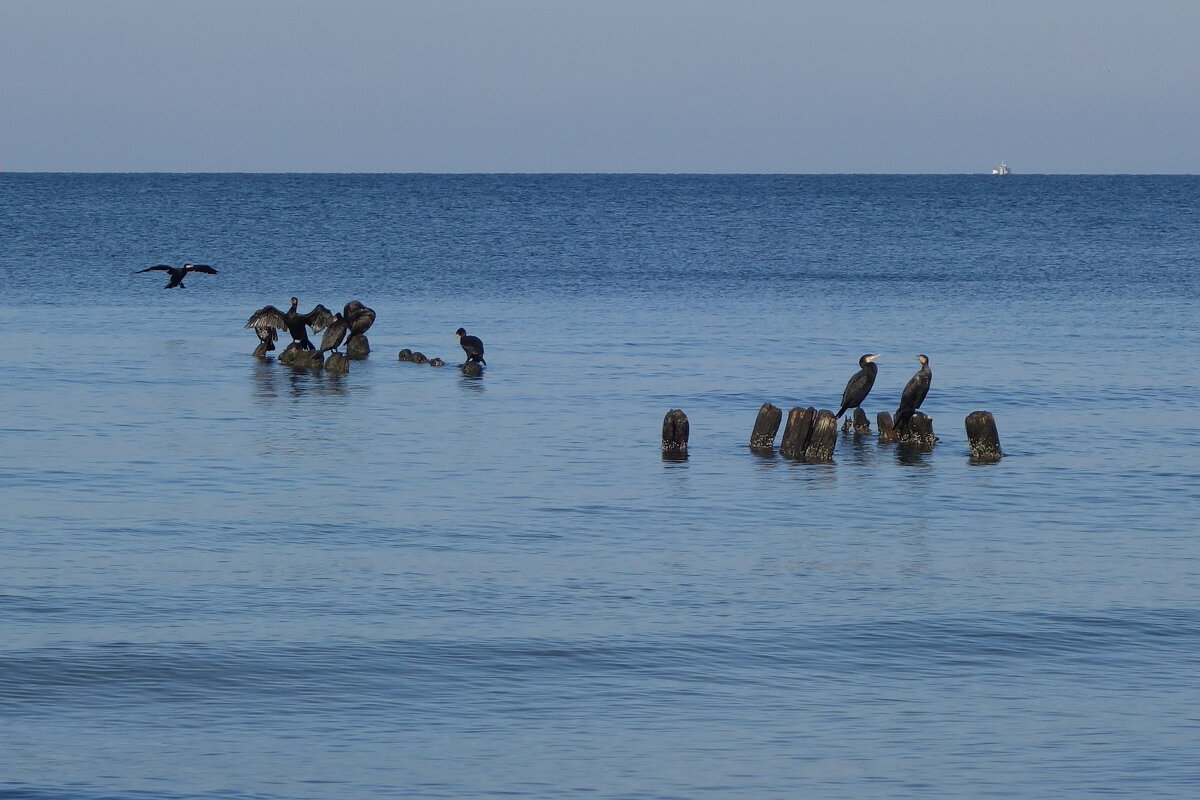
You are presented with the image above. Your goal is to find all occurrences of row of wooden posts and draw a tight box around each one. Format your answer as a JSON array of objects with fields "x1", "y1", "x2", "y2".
[{"x1": 661, "y1": 405, "x2": 1003, "y2": 462}]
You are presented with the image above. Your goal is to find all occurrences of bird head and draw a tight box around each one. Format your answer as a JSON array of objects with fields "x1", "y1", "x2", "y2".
[
  {"x1": 455, "y1": 327, "x2": 466, "y2": 338},
  {"x1": 916, "y1": 354, "x2": 929, "y2": 366}
]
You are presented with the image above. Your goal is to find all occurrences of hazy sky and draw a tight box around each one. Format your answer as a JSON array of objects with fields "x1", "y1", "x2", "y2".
[{"x1": 3, "y1": 0, "x2": 1198, "y2": 173}]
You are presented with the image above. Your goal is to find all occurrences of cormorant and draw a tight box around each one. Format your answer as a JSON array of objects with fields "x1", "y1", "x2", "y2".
[
  {"x1": 343, "y1": 300, "x2": 377, "y2": 337},
  {"x1": 254, "y1": 325, "x2": 277, "y2": 353},
  {"x1": 455, "y1": 327, "x2": 486, "y2": 364},
  {"x1": 244, "y1": 297, "x2": 335, "y2": 351},
  {"x1": 894, "y1": 354, "x2": 932, "y2": 429},
  {"x1": 835, "y1": 353, "x2": 880, "y2": 419},
  {"x1": 135, "y1": 263, "x2": 218, "y2": 289},
  {"x1": 319, "y1": 314, "x2": 349, "y2": 355}
]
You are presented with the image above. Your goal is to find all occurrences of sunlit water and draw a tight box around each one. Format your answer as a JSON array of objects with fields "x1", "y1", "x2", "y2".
[{"x1": 1, "y1": 174, "x2": 1198, "y2": 799}]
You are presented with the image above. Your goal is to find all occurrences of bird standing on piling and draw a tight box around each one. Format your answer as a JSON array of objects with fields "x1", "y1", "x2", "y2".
[
  {"x1": 135, "y1": 263, "x2": 218, "y2": 289},
  {"x1": 245, "y1": 297, "x2": 335, "y2": 351},
  {"x1": 455, "y1": 328, "x2": 486, "y2": 364},
  {"x1": 835, "y1": 353, "x2": 880, "y2": 419},
  {"x1": 894, "y1": 354, "x2": 932, "y2": 429}
]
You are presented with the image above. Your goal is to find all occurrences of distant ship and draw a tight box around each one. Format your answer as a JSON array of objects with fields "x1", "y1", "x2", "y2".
[{"x1": 992, "y1": 161, "x2": 1011, "y2": 175}]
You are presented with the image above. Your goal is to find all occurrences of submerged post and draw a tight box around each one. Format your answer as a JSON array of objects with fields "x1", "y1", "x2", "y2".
[
  {"x1": 346, "y1": 334, "x2": 370, "y2": 359},
  {"x1": 965, "y1": 411, "x2": 1003, "y2": 461},
  {"x1": 324, "y1": 352, "x2": 350, "y2": 374},
  {"x1": 779, "y1": 406, "x2": 816, "y2": 459},
  {"x1": 804, "y1": 410, "x2": 839, "y2": 462},
  {"x1": 898, "y1": 412, "x2": 937, "y2": 448},
  {"x1": 877, "y1": 411, "x2": 897, "y2": 443},
  {"x1": 662, "y1": 409, "x2": 689, "y2": 458},
  {"x1": 851, "y1": 407, "x2": 871, "y2": 434},
  {"x1": 749, "y1": 402, "x2": 783, "y2": 450}
]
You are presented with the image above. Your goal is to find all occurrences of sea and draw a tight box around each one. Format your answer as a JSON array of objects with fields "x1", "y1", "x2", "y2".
[{"x1": 1, "y1": 173, "x2": 1197, "y2": 799}]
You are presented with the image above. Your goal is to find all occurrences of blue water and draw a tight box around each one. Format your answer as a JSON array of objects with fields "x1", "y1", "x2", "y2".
[{"x1": 1, "y1": 174, "x2": 1198, "y2": 799}]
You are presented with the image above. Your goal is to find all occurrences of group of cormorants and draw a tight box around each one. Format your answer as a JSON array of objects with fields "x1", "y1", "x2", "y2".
[
  {"x1": 835, "y1": 353, "x2": 932, "y2": 429},
  {"x1": 245, "y1": 297, "x2": 378, "y2": 356},
  {"x1": 136, "y1": 264, "x2": 928, "y2": 422}
]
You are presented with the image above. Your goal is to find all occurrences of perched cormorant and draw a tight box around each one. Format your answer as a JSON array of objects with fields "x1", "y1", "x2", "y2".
[
  {"x1": 835, "y1": 353, "x2": 880, "y2": 419},
  {"x1": 244, "y1": 297, "x2": 335, "y2": 351},
  {"x1": 319, "y1": 314, "x2": 349, "y2": 355},
  {"x1": 135, "y1": 263, "x2": 218, "y2": 289},
  {"x1": 343, "y1": 300, "x2": 377, "y2": 337},
  {"x1": 894, "y1": 354, "x2": 932, "y2": 429},
  {"x1": 254, "y1": 325, "x2": 278, "y2": 353},
  {"x1": 455, "y1": 327, "x2": 486, "y2": 364}
]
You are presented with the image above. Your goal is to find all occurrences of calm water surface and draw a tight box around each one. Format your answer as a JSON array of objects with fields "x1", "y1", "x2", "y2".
[{"x1": 1, "y1": 174, "x2": 1198, "y2": 799}]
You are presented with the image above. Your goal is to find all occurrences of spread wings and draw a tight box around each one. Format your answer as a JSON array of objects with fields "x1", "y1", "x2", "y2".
[{"x1": 245, "y1": 305, "x2": 288, "y2": 330}]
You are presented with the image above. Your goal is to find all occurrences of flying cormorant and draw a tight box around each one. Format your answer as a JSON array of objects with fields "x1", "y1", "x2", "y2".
[
  {"x1": 135, "y1": 263, "x2": 218, "y2": 289},
  {"x1": 455, "y1": 328, "x2": 486, "y2": 364},
  {"x1": 835, "y1": 353, "x2": 880, "y2": 419},
  {"x1": 244, "y1": 297, "x2": 335, "y2": 351},
  {"x1": 894, "y1": 354, "x2": 932, "y2": 429}
]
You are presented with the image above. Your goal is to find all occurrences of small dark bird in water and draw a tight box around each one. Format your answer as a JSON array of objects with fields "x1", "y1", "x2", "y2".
[
  {"x1": 894, "y1": 354, "x2": 932, "y2": 429},
  {"x1": 455, "y1": 327, "x2": 486, "y2": 364},
  {"x1": 319, "y1": 314, "x2": 349, "y2": 355},
  {"x1": 342, "y1": 300, "x2": 377, "y2": 337},
  {"x1": 135, "y1": 263, "x2": 218, "y2": 289},
  {"x1": 244, "y1": 297, "x2": 335, "y2": 351},
  {"x1": 835, "y1": 353, "x2": 880, "y2": 419}
]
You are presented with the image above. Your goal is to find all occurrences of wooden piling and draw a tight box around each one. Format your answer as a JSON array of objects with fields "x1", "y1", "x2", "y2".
[
  {"x1": 877, "y1": 411, "x2": 897, "y2": 443},
  {"x1": 852, "y1": 407, "x2": 871, "y2": 434},
  {"x1": 804, "y1": 410, "x2": 838, "y2": 462},
  {"x1": 965, "y1": 411, "x2": 1002, "y2": 461},
  {"x1": 662, "y1": 409, "x2": 689, "y2": 457},
  {"x1": 324, "y1": 353, "x2": 350, "y2": 374},
  {"x1": 279, "y1": 343, "x2": 323, "y2": 368},
  {"x1": 749, "y1": 402, "x2": 783, "y2": 450},
  {"x1": 345, "y1": 334, "x2": 370, "y2": 359},
  {"x1": 429, "y1": 357, "x2": 446, "y2": 367},
  {"x1": 460, "y1": 361, "x2": 483, "y2": 376},
  {"x1": 397, "y1": 348, "x2": 413, "y2": 361},
  {"x1": 898, "y1": 411, "x2": 936, "y2": 448},
  {"x1": 779, "y1": 406, "x2": 816, "y2": 459}
]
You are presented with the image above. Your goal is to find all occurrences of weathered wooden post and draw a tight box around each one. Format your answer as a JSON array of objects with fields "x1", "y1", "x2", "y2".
[
  {"x1": 398, "y1": 348, "x2": 413, "y2": 361},
  {"x1": 852, "y1": 407, "x2": 871, "y2": 434},
  {"x1": 345, "y1": 335, "x2": 370, "y2": 359},
  {"x1": 779, "y1": 406, "x2": 816, "y2": 459},
  {"x1": 749, "y1": 402, "x2": 783, "y2": 450},
  {"x1": 429, "y1": 357, "x2": 445, "y2": 367},
  {"x1": 804, "y1": 410, "x2": 839, "y2": 462},
  {"x1": 662, "y1": 409, "x2": 689, "y2": 458},
  {"x1": 877, "y1": 411, "x2": 897, "y2": 443},
  {"x1": 324, "y1": 352, "x2": 350, "y2": 374},
  {"x1": 460, "y1": 361, "x2": 483, "y2": 376},
  {"x1": 898, "y1": 412, "x2": 936, "y2": 448},
  {"x1": 279, "y1": 343, "x2": 323, "y2": 368},
  {"x1": 965, "y1": 411, "x2": 1002, "y2": 461}
]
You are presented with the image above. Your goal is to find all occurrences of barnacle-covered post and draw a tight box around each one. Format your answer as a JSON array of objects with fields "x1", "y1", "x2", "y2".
[
  {"x1": 662, "y1": 409, "x2": 689, "y2": 459},
  {"x1": 749, "y1": 402, "x2": 783, "y2": 451}
]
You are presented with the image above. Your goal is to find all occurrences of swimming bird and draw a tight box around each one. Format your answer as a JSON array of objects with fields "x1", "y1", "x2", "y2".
[
  {"x1": 455, "y1": 327, "x2": 486, "y2": 364},
  {"x1": 244, "y1": 298, "x2": 335, "y2": 351},
  {"x1": 342, "y1": 300, "x2": 377, "y2": 337},
  {"x1": 835, "y1": 353, "x2": 880, "y2": 419},
  {"x1": 893, "y1": 354, "x2": 932, "y2": 429},
  {"x1": 135, "y1": 263, "x2": 218, "y2": 289}
]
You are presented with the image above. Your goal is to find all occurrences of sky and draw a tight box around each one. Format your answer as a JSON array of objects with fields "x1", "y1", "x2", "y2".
[{"x1": 2, "y1": 0, "x2": 1198, "y2": 173}]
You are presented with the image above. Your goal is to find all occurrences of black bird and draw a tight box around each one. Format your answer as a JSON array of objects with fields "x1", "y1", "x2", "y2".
[
  {"x1": 835, "y1": 353, "x2": 880, "y2": 419},
  {"x1": 319, "y1": 314, "x2": 349, "y2": 355},
  {"x1": 135, "y1": 263, "x2": 218, "y2": 289},
  {"x1": 343, "y1": 300, "x2": 377, "y2": 337},
  {"x1": 254, "y1": 325, "x2": 278, "y2": 353},
  {"x1": 245, "y1": 297, "x2": 335, "y2": 351},
  {"x1": 455, "y1": 327, "x2": 486, "y2": 364},
  {"x1": 894, "y1": 354, "x2": 932, "y2": 429}
]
